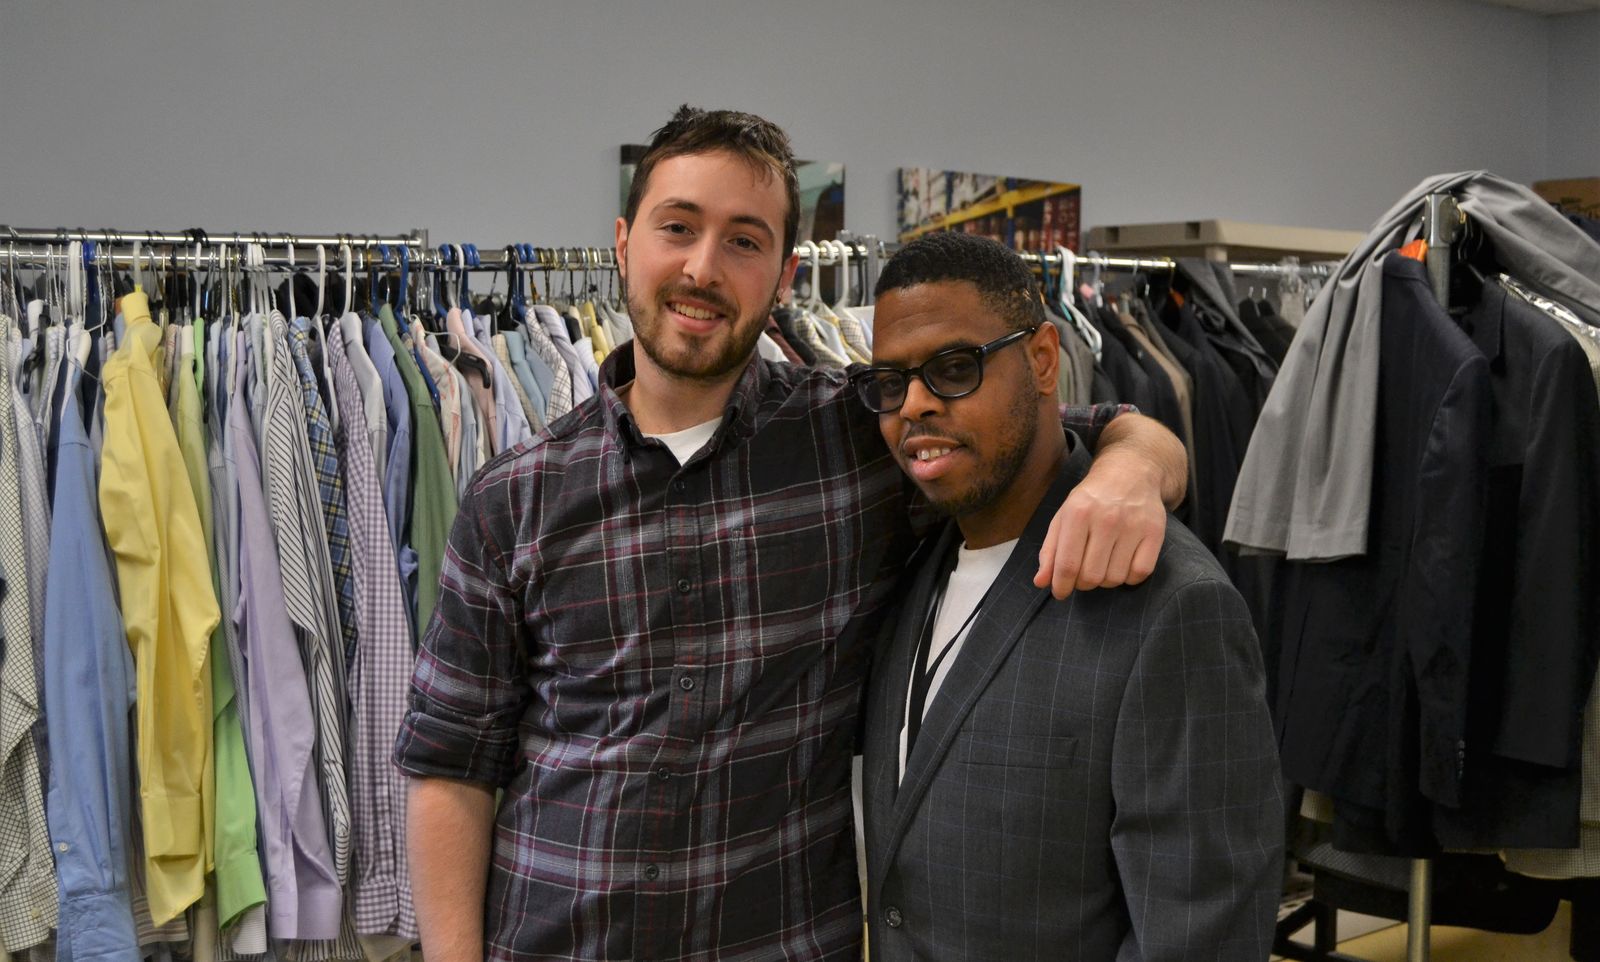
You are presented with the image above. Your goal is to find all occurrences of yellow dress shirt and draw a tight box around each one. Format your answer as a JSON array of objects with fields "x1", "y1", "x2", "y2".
[{"x1": 99, "y1": 291, "x2": 217, "y2": 926}]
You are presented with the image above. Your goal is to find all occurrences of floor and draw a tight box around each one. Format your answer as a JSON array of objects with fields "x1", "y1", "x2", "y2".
[{"x1": 1330, "y1": 904, "x2": 1575, "y2": 962}]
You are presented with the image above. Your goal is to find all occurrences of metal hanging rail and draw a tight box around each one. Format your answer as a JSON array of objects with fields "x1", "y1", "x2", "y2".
[
  {"x1": 0, "y1": 225, "x2": 1334, "y2": 278},
  {"x1": 1, "y1": 225, "x2": 428, "y2": 249}
]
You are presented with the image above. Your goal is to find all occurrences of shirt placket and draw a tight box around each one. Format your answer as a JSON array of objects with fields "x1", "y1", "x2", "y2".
[{"x1": 634, "y1": 451, "x2": 711, "y2": 962}]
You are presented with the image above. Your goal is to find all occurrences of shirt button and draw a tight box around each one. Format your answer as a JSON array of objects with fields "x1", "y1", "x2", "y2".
[
  {"x1": 643, "y1": 863, "x2": 660, "y2": 881},
  {"x1": 884, "y1": 906, "x2": 903, "y2": 928},
  {"x1": 672, "y1": 479, "x2": 686, "y2": 493},
  {"x1": 678, "y1": 675, "x2": 695, "y2": 692},
  {"x1": 56, "y1": 842, "x2": 68, "y2": 853},
  {"x1": 655, "y1": 767, "x2": 672, "y2": 781},
  {"x1": 676, "y1": 578, "x2": 691, "y2": 594}
]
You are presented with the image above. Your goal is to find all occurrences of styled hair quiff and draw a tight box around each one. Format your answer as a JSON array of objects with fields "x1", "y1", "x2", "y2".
[{"x1": 624, "y1": 105, "x2": 802, "y2": 259}]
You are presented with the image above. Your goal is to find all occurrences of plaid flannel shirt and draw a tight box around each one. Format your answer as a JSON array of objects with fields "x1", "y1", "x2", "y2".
[{"x1": 395, "y1": 344, "x2": 1124, "y2": 962}]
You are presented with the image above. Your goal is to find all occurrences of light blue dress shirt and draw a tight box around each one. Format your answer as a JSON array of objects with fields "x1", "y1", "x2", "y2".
[
  {"x1": 43, "y1": 369, "x2": 140, "y2": 961},
  {"x1": 505, "y1": 329, "x2": 555, "y2": 414},
  {"x1": 363, "y1": 316, "x2": 413, "y2": 563},
  {"x1": 501, "y1": 329, "x2": 548, "y2": 423}
]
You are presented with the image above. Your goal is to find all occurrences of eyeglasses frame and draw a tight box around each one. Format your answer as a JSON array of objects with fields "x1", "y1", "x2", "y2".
[{"x1": 850, "y1": 325, "x2": 1039, "y2": 413}]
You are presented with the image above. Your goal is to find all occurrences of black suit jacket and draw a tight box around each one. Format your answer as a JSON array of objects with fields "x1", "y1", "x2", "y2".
[
  {"x1": 1431, "y1": 274, "x2": 1600, "y2": 849},
  {"x1": 1276, "y1": 254, "x2": 1494, "y2": 851},
  {"x1": 863, "y1": 442, "x2": 1283, "y2": 962}
]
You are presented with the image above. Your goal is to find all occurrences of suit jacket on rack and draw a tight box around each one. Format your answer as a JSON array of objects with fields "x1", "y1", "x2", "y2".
[
  {"x1": 862, "y1": 440, "x2": 1283, "y2": 962},
  {"x1": 1276, "y1": 254, "x2": 1493, "y2": 851},
  {"x1": 1431, "y1": 274, "x2": 1600, "y2": 850}
]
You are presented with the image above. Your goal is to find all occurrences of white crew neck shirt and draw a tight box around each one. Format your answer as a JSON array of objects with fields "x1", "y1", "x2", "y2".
[
  {"x1": 646, "y1": 416, "x2": 723, "y2": 466},
  {"x1": 898, "y1": 537, "x2": 1019, "y2": 783}
]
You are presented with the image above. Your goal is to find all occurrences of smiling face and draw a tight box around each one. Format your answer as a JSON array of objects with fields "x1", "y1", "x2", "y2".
[
  {"x1": 872, "y1": 279, "x2": 1062, "y2": 541},
  {"x1": 616, "y1": 149, "x2": 799, "y2": 385}
]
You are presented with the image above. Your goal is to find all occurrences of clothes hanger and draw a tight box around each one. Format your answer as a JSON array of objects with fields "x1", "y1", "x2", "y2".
[
  {"x1": 833, "y1": 240, "x2": 851, "y2": 309},
  {"x1": 1056, "y1": 245, "x2": 1102, "y2": 360}
]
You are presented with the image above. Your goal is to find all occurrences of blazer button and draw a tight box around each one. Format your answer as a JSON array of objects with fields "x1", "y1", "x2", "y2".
[{"x1": 884, "y1": 906, "x2": 903, "y2": 928}]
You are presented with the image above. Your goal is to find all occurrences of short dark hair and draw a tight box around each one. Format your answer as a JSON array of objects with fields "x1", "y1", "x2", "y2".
[
  {"x1": 874, "y1": 232, "x2": 1045, "y2": 333},
  {"x1": 624, "y1": 105, "x2": 801, "y2": 259}
]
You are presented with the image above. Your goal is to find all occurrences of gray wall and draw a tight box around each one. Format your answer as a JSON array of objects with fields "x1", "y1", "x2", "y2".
[
  {"x1": 0, "y1": 0, "x2": 1563, "y2": 248},
  {"x1": 1548, "y1": 10, "x2": 1600, "y2": 181}
]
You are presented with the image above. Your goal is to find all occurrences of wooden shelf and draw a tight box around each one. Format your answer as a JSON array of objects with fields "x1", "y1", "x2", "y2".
[{"x1": 1084, "y1": 219, "x2": 1362, "y2": 262}]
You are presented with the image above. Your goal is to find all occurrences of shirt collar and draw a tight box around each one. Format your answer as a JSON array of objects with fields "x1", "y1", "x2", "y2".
[{"x1": 597, "y1": 340, "x2": 769, "y2": 456}]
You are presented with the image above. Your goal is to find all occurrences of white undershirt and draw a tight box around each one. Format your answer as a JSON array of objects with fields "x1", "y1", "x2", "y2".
[
  {"x1": 898, "y1": 537, "x2": 1019, "y2": 783},
  {"x1": 646, "y1": 416, "x2": 723, "y2": 465}
]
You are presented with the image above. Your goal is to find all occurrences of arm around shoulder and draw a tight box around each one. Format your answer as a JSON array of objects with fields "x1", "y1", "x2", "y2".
[{"x1": 1036, "y1": 410, "x2": 1185, "y2": 597}]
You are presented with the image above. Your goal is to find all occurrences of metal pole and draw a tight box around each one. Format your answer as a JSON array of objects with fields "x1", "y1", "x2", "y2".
[
  {"x1": 1422, "y1": 193, "x2": 1460, "y2": 303},
  {"x1": 1402, "y1": 190, "x2": 1461, "y2": 962},
  {"x1": 1407, "y1": 858, "x2": 1433, "y2": 962}
]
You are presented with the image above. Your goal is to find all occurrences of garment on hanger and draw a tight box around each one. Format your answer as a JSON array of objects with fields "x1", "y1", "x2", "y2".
[
  {"x1": 41, "y1": 355, "x2": 140, "y2": 960},
  {"x1": 226, "y1": 330, "x2": 342, "y2": 941},
  {"x1": 1228, "y1": 171, "x2": 1600, "y2": 561},
  {"x1": 0, "y1": 314, "x2": 59, "y2": 954},
  {"x1": 327, "y1": 321, "x2": 417, "y2": 941},
  {"x1": 98, "y1": 291, "x2": 216, "y2": 927}
]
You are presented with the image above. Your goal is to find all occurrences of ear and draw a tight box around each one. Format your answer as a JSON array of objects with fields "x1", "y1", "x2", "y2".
[
  {"x1": 776, "y1": 249, "x2": 801, "y2": 303},
  {"x1": 1029, "y1": 322, "x2": 1060, "y2": 396},
  {"x1": 614, "y1": 216, "x2": 630, "y2": 282}
]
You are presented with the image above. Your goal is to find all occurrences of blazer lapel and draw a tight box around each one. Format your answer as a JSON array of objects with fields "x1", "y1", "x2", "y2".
[
  {"x1": 881, "y1": 441, "x2": 1092, "y2": 870},
  {"x1": 864, "y1": 522, "x2": 962, "y2": 838}
]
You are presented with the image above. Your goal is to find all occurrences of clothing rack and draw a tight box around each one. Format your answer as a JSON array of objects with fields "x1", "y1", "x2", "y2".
[
  {"x1": 1, "y1": 225, "x2": 1333, "y2": 279},
  {"x1": 0, "y1": 227, "x2": 623, "y2": 273}
]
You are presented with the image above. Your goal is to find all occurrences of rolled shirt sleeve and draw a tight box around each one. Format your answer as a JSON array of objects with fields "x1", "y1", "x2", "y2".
[{"x1": 394, "y1": 476, "x2": 531, "y2": 787}]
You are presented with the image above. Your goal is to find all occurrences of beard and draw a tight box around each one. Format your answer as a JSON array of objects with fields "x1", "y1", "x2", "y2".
[
  {"x1": 916, "y1": 379, "x2": 1040, "y2": 519},
  {"x1": 625, "y1": 272, "x2": 775, "y2": 384}
]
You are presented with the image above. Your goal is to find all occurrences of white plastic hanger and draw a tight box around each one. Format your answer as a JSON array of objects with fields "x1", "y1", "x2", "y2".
[
  {"x1": 833, "y1": 240, "x2": 851, "y2": 307},
  {"x1": 341, "y1": 243, "x2": 354, "y2": 317},
  {"x1": 286, "y1": 242, "x2": 298, "y2": 320},
  {"x1": 1056, "y1": 246, "x2": 1102, "y2": 361}
]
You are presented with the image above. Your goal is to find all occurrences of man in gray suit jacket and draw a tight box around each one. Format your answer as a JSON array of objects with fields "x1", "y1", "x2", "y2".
[{"x1": 853, "y1": 232, "x2": 1284, "y2": 961}]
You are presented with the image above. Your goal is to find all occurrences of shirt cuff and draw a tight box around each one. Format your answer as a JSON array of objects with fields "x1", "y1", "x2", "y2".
[
  {"x1": 59, "y1": 890, "x2": 140, "y2": 962},
  {"x1": 392, "y1": 709, "x2": 520, "y2": 785}
]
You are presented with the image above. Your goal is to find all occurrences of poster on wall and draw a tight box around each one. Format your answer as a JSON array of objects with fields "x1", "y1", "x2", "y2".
[
  {"x1": 897, "y1": 167, "x2": 1081, "y2": 254},
  {"x1": 1534, "y1": 177, "x2": 1600, "y2": 220},
  {"x1": 620, "y1": 145, "x2": 845, "y2": 245}
]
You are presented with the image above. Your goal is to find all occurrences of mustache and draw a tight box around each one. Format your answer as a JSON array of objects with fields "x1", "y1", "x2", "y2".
[
  {"x1": 658, "y1": 285, "x2": 735, "y2": 318},
  {"x1": 899, "y1": 423, "x2": 971, "y2": 450}
]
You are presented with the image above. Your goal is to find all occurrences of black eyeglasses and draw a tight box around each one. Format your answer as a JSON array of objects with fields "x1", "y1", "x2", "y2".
[{"x1": 850, "y1": 327, "x2": 1037, "y2": 414}]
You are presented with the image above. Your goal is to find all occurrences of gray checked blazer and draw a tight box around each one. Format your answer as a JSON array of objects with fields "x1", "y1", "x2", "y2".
[{"x1": 862, "y1": 440, "x2": 1284, "y2": 962}]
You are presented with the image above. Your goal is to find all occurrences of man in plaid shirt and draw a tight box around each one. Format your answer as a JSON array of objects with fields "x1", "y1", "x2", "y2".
[{"x1": 395, "y1": 106, "x2": 1186, "y2": 962}]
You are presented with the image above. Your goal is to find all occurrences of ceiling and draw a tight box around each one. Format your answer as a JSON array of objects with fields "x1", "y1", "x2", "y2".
[{"x1": 1475, "y1": 0, "x2": 1600, "y2": 13}]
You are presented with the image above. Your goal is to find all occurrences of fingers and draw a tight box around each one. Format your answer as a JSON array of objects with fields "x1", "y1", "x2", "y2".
[
  {"x1": 1047, "y1": 503, "x2": 1089, "y2": 599},
  {"x1": 1034, "y1": 512, "x2": 1062, "y2": 590},
  {"x1": 1046, "y1": 489, "x2": 1169, "y2": 599},
  {"x1": 1127, "y1": 524, "x2": 1163, "y2": 585}
]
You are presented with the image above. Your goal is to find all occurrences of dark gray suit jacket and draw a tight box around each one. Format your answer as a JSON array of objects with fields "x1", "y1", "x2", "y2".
[{"x1": 863, "y1": 442, "x2": 1284, "y2": 962}]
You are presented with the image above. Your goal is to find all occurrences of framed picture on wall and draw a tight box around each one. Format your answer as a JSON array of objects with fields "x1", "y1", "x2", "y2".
[{"x1": 897, "y1": 167, "x2": 1080, "y2": 254}]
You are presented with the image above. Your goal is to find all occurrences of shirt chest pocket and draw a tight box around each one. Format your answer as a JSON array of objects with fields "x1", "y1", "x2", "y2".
[{"x1": 723, "y1": 499, "x2": 839, "y2": 645}]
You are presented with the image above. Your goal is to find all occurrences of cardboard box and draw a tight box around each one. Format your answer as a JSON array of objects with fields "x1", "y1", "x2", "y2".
[{"x1": 1534, "y1": 178, "x2": 1600, "y2": 219}]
